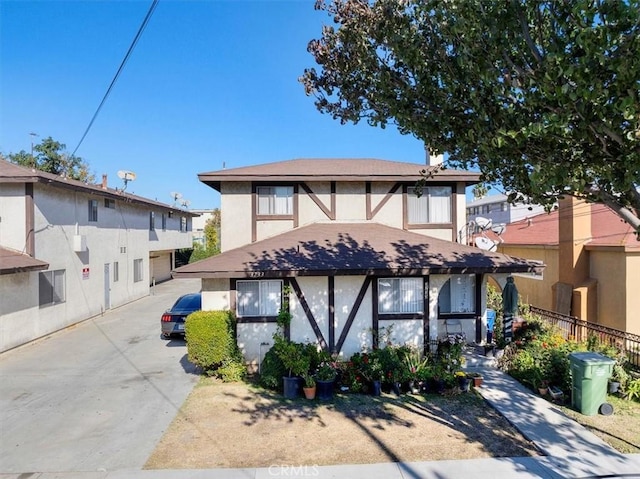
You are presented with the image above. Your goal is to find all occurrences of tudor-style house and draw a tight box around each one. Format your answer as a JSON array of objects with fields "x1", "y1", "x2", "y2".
[
  {"x1": 0, "y1": 159, "x2": 197, "y2": 352},
  {"x1": 173, "y1": 158, "x2": 542, "y2": 367}
]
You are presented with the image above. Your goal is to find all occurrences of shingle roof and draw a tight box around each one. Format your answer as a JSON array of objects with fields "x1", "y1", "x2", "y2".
[
  {"x1": 0, "y1": 246, "x2": 49, "y2": 274},
  {"x1": 0, "y1": 160, "x2": 198, "y2": 216},
  {"x1": 198, "y1": 158, "x2": 480, "y2": 191},
  {"x1": 173, "y1": 222, "x2": 542, "y2": 279}
]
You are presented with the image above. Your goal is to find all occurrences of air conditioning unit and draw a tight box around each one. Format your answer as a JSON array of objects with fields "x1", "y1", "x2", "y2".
[{"x1": 73, "y1": 234, "x2": 87, "y2": 252}]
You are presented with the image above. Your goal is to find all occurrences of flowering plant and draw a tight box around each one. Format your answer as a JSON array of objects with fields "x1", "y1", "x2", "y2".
[{"x1": 316, "y1": 361, "x2": 337, "y2": 381}]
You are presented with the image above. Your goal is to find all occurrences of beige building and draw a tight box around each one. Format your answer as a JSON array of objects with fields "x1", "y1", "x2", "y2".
[
  {"x1": 491, "y1": 198, "x2": 640, "y2": 335},
  {"x1": 174, "y1": 158, "x2": 542, "y2": 366}
]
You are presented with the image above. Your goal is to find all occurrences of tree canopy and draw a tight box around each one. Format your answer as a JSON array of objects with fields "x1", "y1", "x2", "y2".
[
  {"x1": 301, "y1": 0, "x2": 640, "y2": 236},
  {"x1": 6, "y1": 136, "x2": 95, "y2": 183},
  {"x1": 189, "y1": 209, "x2": 221, "y2": 263}
]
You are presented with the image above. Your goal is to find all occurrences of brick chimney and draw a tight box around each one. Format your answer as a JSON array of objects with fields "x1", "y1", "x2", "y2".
[{"x1": 101, "y1": 174, "x2": 108, "y2": 189}]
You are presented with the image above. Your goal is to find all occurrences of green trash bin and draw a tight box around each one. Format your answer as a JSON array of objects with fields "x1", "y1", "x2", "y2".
[{"x1": 569, "y1": 352, "x2": 615, "y2": 416}]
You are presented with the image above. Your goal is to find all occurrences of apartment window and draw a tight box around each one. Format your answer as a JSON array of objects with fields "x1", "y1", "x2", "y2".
[
  {"x1": 236, "y1": 280, "x2": 282, "y2": 317},
  {"x1": 407, "y1": 186, "x2": 451, "y2": 224},
  {"x1": 180, "y1": 217, "x2": 187, "y2": 232},
  {"x1": 438, "y1": 275, "x2": 476, "y2": 314},
  {"x1": 104, "y1": 198, "x2": 115, "y2": 209},
  {"x1": 133, "y1": 258, "x2": 143, "y2": 283},
  {"x1": 162, "y1": 213, "x2": 167, "y2": 231},
  {"x1": 257, "y1": 186, "x2": 293, "y2": 215},
  {"x1": 39, "y1": 269, "x2": 66, "y2": 307},
  {"x1": 88, "y1": 199, "x2": 98, "y2": 222},
  {"x1": 113, "y1": 262, "x2": 119, "y2": 282},
  {"x1": 149, "y1": 211, "x2": 155, "y2": 231},
  {"x1": 120, "y1": 246, "x2": 127, "y2": 254},
  {"x1": 378, "y1": 278, "x2": 423, "y2": 314}
]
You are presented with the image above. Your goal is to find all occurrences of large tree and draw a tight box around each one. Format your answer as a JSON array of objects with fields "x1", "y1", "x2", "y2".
[
  {"x1": 6, "y1": 136, "x2": 95, "y2": 183},
  {"x1": 301, "y1": 0, "x2": 640, "y2": 236}
]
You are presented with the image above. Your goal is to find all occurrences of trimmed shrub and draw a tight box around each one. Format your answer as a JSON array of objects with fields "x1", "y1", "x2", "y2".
[
  {"x1": 259, "y1": 346, "x2": 287, "y2": 390},
  {"x1": 185, "y1": 310, "x2": 246, "y2": 380}
]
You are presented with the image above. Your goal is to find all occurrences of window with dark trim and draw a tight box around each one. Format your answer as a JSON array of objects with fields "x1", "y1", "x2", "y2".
[
  {"x1": 133, "y1": 258, "x2": 143, "y2": 283},
  {"x1": 149, "y1": 211, "x2": 155, "y2": 231},
  {"x1": 113, "y1": 262, "x2": 119, "y2": 282},
  {"x1": 104, "y1": 198, "x2": 115, "y2": 209},
  {"x1": 438, "y1": 275, "x2": 476, "y2": 314},
  {"x1": 378, "y1": 278, "x2": 423, "y2": 314},
  {"x1": 161, "y1": 213, "x2": 167, "y2": 231},
  {"x1": 236, "y1": 280, "x2": 282, "y2": 317},
  {"x1": 88, "y1": 199, "x2": 98, "y2": 222},
  {"x1": 407, "y1": 186, "x2": 451, "y2": 224},
  {"x1": 257, "y1": 186, "x2": 293, "y2": 215}
]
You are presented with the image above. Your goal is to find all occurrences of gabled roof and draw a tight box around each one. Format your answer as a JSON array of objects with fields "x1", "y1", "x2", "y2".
[
  {"x1": 489, "y1": 204, "x2": 639, "y2": 250},
  {"x1": 0, "y1": 246, "x2": 49, "y2": 275},
  {"x1": 173, "y1": 222, "x2": 542, "y2": 279},
  {"x1": 0, "y1": 160, "x2": 198, "y2": 216},
  {"x1": 198, "y1": 158, "x2": 480, "y2": 192}
]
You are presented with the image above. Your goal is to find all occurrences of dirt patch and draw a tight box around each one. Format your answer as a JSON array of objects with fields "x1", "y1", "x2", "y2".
[{"x1": 145, "y1": 379, "x2": 539, "y2": 469}]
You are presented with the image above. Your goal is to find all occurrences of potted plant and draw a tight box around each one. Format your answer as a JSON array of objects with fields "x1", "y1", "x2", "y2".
[
  {"x1": 403, "y1": 349, "x2": 428, "y2": 394},
  {"x1": 467, "y1": 371, "x2": 483, "y2": 388},
  {"x1": 302, "y1": 373, "x2": 316, "y2": 399},
  {"x1": 456, "y1": 371, "x2": 470, "y2": 392},
  {"x1": 274, "y1": 337, "x2": 310, "y2": 399},
  {"x1": 315, "y1": 361, "x2": 337, "y2": 400}
]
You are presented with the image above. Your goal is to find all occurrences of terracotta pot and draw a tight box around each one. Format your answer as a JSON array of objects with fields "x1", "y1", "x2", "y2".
[
  {"x1": 538, "y1": 387, "x2": 549, "y2": 396},
  {"x1": 472, "y1": 376, "x2": 483, "y2": 388},
  {"x1": 303, "y1": 386, "x2": 316, "y2": 400}
]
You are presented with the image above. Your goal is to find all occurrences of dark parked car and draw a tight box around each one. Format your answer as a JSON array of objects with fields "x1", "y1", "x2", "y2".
[{"x1": 161, "y1": 292, "x2": 201, "y2": 339}]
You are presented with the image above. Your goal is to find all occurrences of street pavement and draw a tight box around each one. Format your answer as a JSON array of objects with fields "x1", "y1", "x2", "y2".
[{"x1": 0, "y1": 278, "x2": 202, "y2": 473}]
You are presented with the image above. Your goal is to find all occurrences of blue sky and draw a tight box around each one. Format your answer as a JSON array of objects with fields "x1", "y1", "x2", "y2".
[{"x1": 0, "y1": 0, "x2": 432, "y2": 209}]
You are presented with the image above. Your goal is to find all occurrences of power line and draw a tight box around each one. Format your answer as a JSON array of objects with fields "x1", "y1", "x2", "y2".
[{"x1": 71, "y1": 0, "x2": 159, "y2": 157}]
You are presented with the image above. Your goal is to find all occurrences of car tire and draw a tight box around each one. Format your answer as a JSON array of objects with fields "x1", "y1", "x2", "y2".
[{"x1": 161, "y1": 333, "x2": 172, "y2": 340}]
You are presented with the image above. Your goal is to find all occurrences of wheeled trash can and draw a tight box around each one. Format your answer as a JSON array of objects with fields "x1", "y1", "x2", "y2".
[{"x1": 569, "y1": 352, "x2": 615, "y2": 416}]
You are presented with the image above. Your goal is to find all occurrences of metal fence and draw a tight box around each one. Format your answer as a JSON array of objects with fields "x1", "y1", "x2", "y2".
[{"x1": 529, "y1": 306, "x2": 640, "y2": 370}]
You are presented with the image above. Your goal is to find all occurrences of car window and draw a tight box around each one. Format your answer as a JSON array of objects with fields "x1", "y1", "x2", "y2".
[{"x1": 173, "y1": 295, "x2": 201, "y2": 310}]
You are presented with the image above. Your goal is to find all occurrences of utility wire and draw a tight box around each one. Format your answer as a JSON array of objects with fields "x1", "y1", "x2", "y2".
[{"x1": 71, "y1": 0, "x2": 159, "y2": 157}]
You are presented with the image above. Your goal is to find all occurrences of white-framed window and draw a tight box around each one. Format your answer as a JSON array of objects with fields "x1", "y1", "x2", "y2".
[
  {"x1": 88, "y1": 199, "x2": 98, "y2": 222},
  {"x1": 180, "y1": 217, "x2": 187, "y2": 232},
  {"x1": 236, "y1": 280, "x2": 282, "y2": 317},
  {"x1": 257, "y1": 186, "x2": 293, "y2": 215},
  {"x1": 438, "y1": 275, "x2": 476, "y2": 314},
  {"x1": 39, "y1": 269, "x2": 66, "y2": 307},
  {"x1": 149, "y1": 211, "x2": 155, "y2": 231},
  {"x1": 378, "y1": 278, "x2": 423, "y2": 314},
  {"x1": 113, "y1": 261, "x2": 119, "y2": 282},
  {"x1": 407, "y1": 186, "x2": 451, "y2": 224},
  {"x1": 133, "y1": 258, "x2": 143, "y2": 283}
]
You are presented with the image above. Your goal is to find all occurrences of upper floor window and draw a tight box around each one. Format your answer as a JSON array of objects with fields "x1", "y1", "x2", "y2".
[
  {"x1": 162, "y1": 213, "x2": 167, "y2": 231},
  {"x1": 149, "y1": 211, "x2": 155, "y2": 231},
  {"x1": 39, "y1": 269, "x2": 65, "y2": 307},
  {"x1": 104, "y1": 198, "x2": 115, "y2": 209},
  {"x1": 407, "y1": 186, "x2": 451, "y2": 224},
  {"x1": 88, "y1": 199, "x2": 98, "y2": 222},
  {"x1": 180, "y1": 217, "x2": 187, "y2": 232},
  {"x1": 438, "y1": 275, "x2": 476, "y2": 314},
  {"x1": 378, "y1": 278, "x2": 423, "y2": 314},
  {"x1": 236, "y1": 279, "x2": 282, "y2": 317},
  {"x1": 257, "y1": 186, "x2": 293, "y2": 216}
]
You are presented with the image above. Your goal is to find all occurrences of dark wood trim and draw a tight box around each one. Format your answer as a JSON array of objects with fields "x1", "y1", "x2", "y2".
[
  {"x1": 236, "y1": 316, "x2": 278, "y2": 324},
  {"x1": 230, "y1": 279, "x2": 237, "y2": 314},
  {"x1": 438, "y1": 313, "x2": 477, "y2": 320},
  {"x1": 251, "y1": 183, "x2": 298, "y2": 242},
  {"x1": 330, "y1": 181, "x2": 336, "y2": 218},
  {"x1": 365, "y1": 182, "x2": 372, "y2": 220},
  {"x1": 251, "y1": 184, "x2": 257, "y2": 243},
  {"x1": 475, "y1": 273, "x2": 482, "y2": 343},
  {"x1": 335, "y1": 277, "x2": 372, "y2": 354},
  {"x1": 299, "y1": 183, "x2": 335, "y2": 220},
  {"x1": 378, "y1": 313, "x2": 424, "y2": 320},
  {"x1": 402, "y1": 185, "x2": 408, "y2": 230},
  {"x1": 371, "y1": 182, "x2": 401, "y2": 220},
  {"x1": 328, "y1": 276, "x2": 335, "y2": 351},
  {"x1": 283, "y1": 278, "x2": 291, "y2": 339},
  {"x1": 289, "y1": 278, "x2": 328, "y2": 350},
  {"x1": 255, "y1": 214, "x2": 294, "y2": 221},
  {"x1": 406, "y1": 223, "x2": 454, "y2": 230},
  {"x1": 371, "y1": 278, "x2": 379, "y2": 349},
  {"x1": 423, "y1": 276, "x2": 430, "y2": 356},
  {"x1": 25, "y1": 183, "x2": 35, "y2": 256},
  {"x1": 293, "y1": 184, "x2": 299, "y2": 228},
  {"x1": 403, "y1": 183, "x2": 455, "y2": 231},
  {"x1": 452, "y1": 184, "x2": 459, "y2": 242}
]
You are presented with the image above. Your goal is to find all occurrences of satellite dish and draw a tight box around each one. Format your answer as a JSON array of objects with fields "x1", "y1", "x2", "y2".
[
  {"x1": 491, "y1": 223, "x2": 506, "y2": 235},
  {"x1": 181, "y1": 199, "x2": 191, "y2": 208},
  {"x1": 116, "y1": 170, "x2": 136, "y2": 191},
  {"x1": 475, "y1": 216, "x2": 492, "y2": 230},
  {"x1": 475, "y1": 236, "x2": 497, "y2": 251},
  {"x1": 170, "y1": 191, "x2": 183, "y2": 203}
]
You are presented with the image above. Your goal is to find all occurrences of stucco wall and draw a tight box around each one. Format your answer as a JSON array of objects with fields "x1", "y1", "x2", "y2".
[
  {"x1": 335, "y1": 183, "x2": 366, "y2": 221},
  {"x1": 0, "y1": 183, "x2": 27, "y2": 251},
  {"x1": 220, "y1": 182, "x2": 251, "y2": 251},
  {"x1": 626, "y1": 252, "x2": 640, "y2": 336},
  {"x1": 368, "y1": 182, "x2": 403, "y2": 228},
  {"x1": 497, "y1": 244, "x2": 559, "y2": 310},
  {"x1": 590, "y1": 249, "x2": 628, "y2": 332}
]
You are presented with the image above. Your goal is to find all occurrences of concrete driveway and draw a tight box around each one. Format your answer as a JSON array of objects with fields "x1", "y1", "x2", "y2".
[{"x1": 0, "y1": 278, "x2": 202, "y2": 474}]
